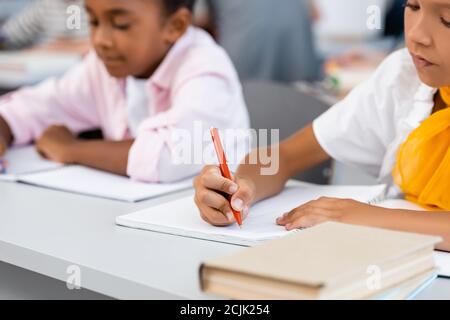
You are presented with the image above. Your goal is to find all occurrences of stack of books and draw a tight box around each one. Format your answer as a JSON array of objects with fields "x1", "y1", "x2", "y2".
[{"x1": 200, "y1": 222, "x2": 441, "y2": 300}]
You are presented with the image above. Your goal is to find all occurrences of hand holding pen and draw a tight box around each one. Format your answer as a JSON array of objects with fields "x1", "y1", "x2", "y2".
[{"x1": 193, "y1": 128, "x2": 255, "y2": 227}]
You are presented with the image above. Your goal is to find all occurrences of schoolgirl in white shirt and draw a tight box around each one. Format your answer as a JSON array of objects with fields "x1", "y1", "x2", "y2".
[{"x1": 193, "y1": 0, "x2": 450, "y2": 252}]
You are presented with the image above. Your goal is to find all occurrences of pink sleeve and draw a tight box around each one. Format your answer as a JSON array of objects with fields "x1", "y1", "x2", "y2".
[
  {"x1": 127, "y1": 75, "x2": 249, "y2": 183},
  {"x1": 0, "y1": 52, "x2": 101, "y2": 145}
]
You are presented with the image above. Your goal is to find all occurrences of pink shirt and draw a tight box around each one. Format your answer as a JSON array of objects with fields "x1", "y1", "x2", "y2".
[{"x1": 0, "y1": 27, "x2": 250, "y2": 182}]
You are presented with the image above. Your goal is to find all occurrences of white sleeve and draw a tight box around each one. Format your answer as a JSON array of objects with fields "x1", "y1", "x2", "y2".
[{"x1": 312, "y1": 54, "x2": 400, "y2": 177}]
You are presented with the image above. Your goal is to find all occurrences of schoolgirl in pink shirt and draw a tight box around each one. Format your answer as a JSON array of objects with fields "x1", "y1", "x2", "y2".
[{"x1": 0, "y1": 0, "x2": 249, "y2": 182}]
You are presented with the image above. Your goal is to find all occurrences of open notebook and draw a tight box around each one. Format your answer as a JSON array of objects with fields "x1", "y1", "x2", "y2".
[
  {"x1": 0, "y1": 146, "x2": 63, "y2": 181},
  {"x1": 18, "y1": 166, "x2": 193, "y2": 202},
  {"x1": 0, "y1": 146, "x2": 193, "y2": 202},
  {"x1": 116, "y1": 183, "x2": 387, "y2": 246}
]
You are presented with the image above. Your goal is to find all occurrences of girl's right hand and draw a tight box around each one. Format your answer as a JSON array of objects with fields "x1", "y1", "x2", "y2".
[{"x1": 193, "y1": 165, "x2": 256, "y2": 227}]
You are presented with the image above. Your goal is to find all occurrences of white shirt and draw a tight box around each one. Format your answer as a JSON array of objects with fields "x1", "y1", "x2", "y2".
[
  {"x1": 313, "y1": 48, "x2": 437, "y2": 190},
  {"x1": 125, "y1": 77, "x2": 150, "y2": 138}
]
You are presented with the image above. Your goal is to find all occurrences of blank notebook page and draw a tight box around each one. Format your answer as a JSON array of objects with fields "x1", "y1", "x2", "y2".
[
  {"x1": 0, "y1": 146, "x2": 63, "y2": 181},
  {"x1": 19, "y1": 165, "x2": 193, "y2": 202},
  {"x1": 116, "y1": 183, "x2": 387, "y2": 246}
]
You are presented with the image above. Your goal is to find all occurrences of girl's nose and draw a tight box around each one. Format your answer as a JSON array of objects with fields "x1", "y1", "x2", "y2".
[
  {"x1": 92, "y1": 26, "x2": 114, "y2": 49},
  {"x1": 407, "y1": 15, "x2": 433, "y2": 47}
]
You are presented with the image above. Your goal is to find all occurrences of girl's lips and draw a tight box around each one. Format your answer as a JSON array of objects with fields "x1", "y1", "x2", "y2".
[
  {"x1": 411, "y1": 54, "x2": 435, "y2": 67},
  {"x1": 102, "y1": 58, "x2": 124, "y2": 67},
  {"x1": 100, "y1": 55, "x2": 124, "y2": 65}
]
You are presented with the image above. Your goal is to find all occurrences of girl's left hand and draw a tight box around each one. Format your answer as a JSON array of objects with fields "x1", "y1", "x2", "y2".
[
  {"x1": 276, "y1": 197, "x2": 385, "y2": 230},
  {"x1": 36, "y1": 125, "x2": 78, "y2": 163}
]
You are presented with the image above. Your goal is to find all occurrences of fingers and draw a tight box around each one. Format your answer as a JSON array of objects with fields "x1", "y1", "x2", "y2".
[
  {"x1": 36, "y1": 148, "x2": 48, "y2": 159},
  {"x1": 276, "y1": 197, "x2": 335, "y2": 224},
  {"x1": 200, "y1": 207, "x2": 234, "y2": 227},
  {"x1": 195, "y1": 188, "x2": 233, "y2": 217},
  {"x1": 35, "y1": 136, "x2": 48, "y2": 159},
  {"x1": 276, "y1": 206, "x2": 329, "y2": 230},
  {"x1": 35, "y1": 135, "x2": 60, "y2": 162},
  {"x1": 194, "y1": 168, "x2": 236, "y2": 227},
  {"x1": 194, "y1": 165, "x2": 255, "y2": 227},
  {"x1": 230, "y1": 179, "x2": 255, "y2": 212},
  {"x1": 242, "y1": 206, "x2": 250, "y2": 220},
  {"x1": 276, "y1": 197, "x2": 342, "y2": 230},
  {"x1": 194, "y1": 189, "x2": 251, "y2": 226},
  {"x1": 194, "y1": 194, "x2": 234, "y2": 227},
  {"x1": 276, "y1": 204, "x2": 323, "y2": 225},
  {"x1": 34, "y1": 126, "x2": 67, "y2": 162},
  {"x1": 196, "y1": 165, "x2": 238, "y2": 195},
  {"x1": 285, "y1": 215, "x2": 328, "y2": 230},
  {"x1": 35, "y1": 138, "x2": 44, "y2": 155}
]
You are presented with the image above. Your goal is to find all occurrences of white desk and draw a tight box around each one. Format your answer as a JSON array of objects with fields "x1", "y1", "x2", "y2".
[{"x1": 0, "y1": 181, "x2": 449, "y2": 300}]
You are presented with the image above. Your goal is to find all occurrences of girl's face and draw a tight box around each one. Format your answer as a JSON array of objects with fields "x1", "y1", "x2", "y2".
[
  {"x1": 405, "y1": 0, "x2": 450, "y2": 87},
  {"x1": 85, "y1": 0, "x2": 191, "y2": 79}
]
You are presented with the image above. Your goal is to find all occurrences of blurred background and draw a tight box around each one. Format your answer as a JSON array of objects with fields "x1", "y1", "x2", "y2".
[{"x1": 0, "y1": 0, "x2": 406, "y2": 185}]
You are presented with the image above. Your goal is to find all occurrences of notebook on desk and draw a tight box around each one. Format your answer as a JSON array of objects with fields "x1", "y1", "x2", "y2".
[
  {"x1": 0, "y1": 146, "x2": 63, "y2": 181},
  {"x1": 116, "y1": 182, "x2": 387, "y2": 246},
  {"x1": 19, "y1": 165, "x2": 193, "y2": 202},
  {"x1": 0, "y1": 146, "x2": 193, "y2": 202}
]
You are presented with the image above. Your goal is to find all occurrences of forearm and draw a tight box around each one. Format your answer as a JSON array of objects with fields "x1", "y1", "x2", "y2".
[
  {"x1": 345, "y1": 208, "x2": 450, "y2": 252},
  {"x1": 69, "y1": 139, "x2": 134, "y2": 176},
  {"x1": 236, "y1": 124, "x2": 330, "y2": 203}
]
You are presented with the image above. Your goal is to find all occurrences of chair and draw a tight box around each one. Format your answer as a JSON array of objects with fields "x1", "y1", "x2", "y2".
[{"x1": 242, "y1": 81, "x2": 332, "y2": 184}]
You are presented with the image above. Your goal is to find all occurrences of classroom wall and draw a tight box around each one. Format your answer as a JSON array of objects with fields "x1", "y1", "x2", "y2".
[
  {"x1": 314, "y1": 0, "x2": 391, "y2": 39},
  {"x1": 0, "y1": 0, "x2": 31, "y2": 22},
  {"x1": 314, "y1": 0, "x2": 391, "y2": 56}
]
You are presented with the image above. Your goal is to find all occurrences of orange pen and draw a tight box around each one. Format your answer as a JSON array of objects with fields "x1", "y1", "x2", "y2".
[{"x1": 210, "y1": 127, "x2": 243, "y2": 227}]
